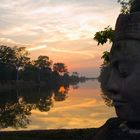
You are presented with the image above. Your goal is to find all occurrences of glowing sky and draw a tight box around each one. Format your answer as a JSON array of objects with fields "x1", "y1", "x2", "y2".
[{"x1": 0, "y1": 0, "x2": 121, "y2": 77}]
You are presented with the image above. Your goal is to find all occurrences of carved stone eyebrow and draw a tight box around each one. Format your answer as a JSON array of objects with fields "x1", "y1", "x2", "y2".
[
  {"x1": 110, "y1": 58, "x2": 121, "y2": 64},
  {"x1": 110, "y1": 54, "x2": 140, "y2": 64},
  {"x1": 110, "y1": 58, "x2": 133, "y2": 68}
]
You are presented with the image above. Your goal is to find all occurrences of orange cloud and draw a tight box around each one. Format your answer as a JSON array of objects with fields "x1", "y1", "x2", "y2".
[{"x1": 27, "y1": 45, "x2": 47, "y2": 51}]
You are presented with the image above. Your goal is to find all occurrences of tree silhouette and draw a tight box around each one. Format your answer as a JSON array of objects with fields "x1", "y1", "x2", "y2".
[
  {"x1": 118, "y1": 0, "x2": 132, "y2": 14},
  {"x1": 0, "y1": 45, "x2": 83, "y2": 85},
  {"x1": 0, "y1": 45, "x2": 15, "y2": 65},
  {"x1": 0, "y1": 46, "x2": 16, "y2": 81},
  {"x1": 34, "y1": 56, "x2": 52, "y2": 69},
  {"x1": 13, "y1": 47, "x2": 30, "y2": 81},
  {"x1": 53, "y1": 63, "x2": 68, "y2": 75},
  {"x1": 34, "y1": 56, "x2": 52, "y2": 82}
]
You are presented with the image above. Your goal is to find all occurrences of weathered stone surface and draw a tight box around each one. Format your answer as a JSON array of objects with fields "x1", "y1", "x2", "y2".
[
  {"x1": 130, "y1": 0, "x2": 140, "y2": 13},
  {"x1": 85, "y1": 118, "x2": 140, "y2": 140},
  {"x1": 114, "y1": 13, "x2": 140, "y2": 41}
]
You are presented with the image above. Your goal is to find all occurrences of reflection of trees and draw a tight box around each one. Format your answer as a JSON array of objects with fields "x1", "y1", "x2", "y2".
[
  {"x1": 0, "y1": 101, "x2": 32, "y2": 129},
  {"x1": 99, "y1": 65, "x2": 113, "y2": 107},
  {"x1": 54, "y1": 86, "x2": 69, "y2": 101},
  {"x1": 0, "y1": 85, "x2": 70, "y2": 129},
  {"x1": 36, "y1": 96, "x2": 54, "y2": 112}
]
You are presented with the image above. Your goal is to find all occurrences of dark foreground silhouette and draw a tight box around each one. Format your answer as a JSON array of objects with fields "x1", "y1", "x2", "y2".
[
  {"x1": 1, "y1": 118, "x2": 140, "y2": 140},
  {"x1": 0, "y1": 128, "x2": 97, "y2": 140}
]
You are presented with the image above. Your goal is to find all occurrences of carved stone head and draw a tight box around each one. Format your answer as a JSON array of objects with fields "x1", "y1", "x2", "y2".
[{"x1": 107, "y1": 2, "x2": 140, "y2": 122}]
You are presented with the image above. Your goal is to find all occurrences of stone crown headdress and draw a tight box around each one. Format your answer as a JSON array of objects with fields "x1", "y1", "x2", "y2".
[{"x1": 114, "y1": 0, "x2": 140, "y2": 41}]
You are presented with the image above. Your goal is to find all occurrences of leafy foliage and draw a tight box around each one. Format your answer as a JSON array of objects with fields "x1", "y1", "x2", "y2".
[
  {"x1": 0, "y1": 102, "x2": 31, "y2": 129},
  {"x1": 53, "y1": 63, "x2": 68, "y2": 75},
  {"x1": 13, "y1": 47, "x2": 30, "y2": 69},
  {"x1": 93, "y1": 26, "x2": 113, "y2": 64},
  {"x1": 94, "y1": 0, "x2": 134, "y2": 47},
  {"x1": 34, "y1": 55, "x2": 52, "y2": 69},
  {"x1": 118, "y1": 0, "x2": 132, "y2": 14},
  {"x1": 0, "y1": 45, "x2": 15, "y2": 65},
  {"x1": 93, "y1": 0, "x2": 134, "y2": 62},
  {"x1": 0, "y1": 46, "x2": 30, "y2": 81},
  {"x1": 101, "y1": 51, "x2": 110, "y2": 64},
  {"x1": 94, "y1": 26, "x2": 114, "y2": 45}
]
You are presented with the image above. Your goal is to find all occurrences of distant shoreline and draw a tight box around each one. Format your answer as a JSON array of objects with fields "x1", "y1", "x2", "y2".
[{"x1": 0, "y1": 78, "x2": 98, "y2": 91}]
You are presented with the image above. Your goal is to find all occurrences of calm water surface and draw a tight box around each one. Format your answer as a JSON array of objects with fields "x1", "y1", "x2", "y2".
[{"x1": 1, "y1": 80, "x2": 116, "y2": 131}]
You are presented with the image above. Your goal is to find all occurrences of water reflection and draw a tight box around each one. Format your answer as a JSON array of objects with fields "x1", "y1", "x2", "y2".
[
  {"x1": 54, "y1": 86, "x2": 69, "y2": 101},
  {"x1": 99, "y1": 65, "x2": 113, "y2": 107},
  {"x1": 0, "y1": 80, "x2": 116, "y2": 130},
  {"x1": 0, "y1": 100, "x2": 31, "y2": 129},
  {"x1": 0, "y1": 85, "x2": 69, "y2": 129}
]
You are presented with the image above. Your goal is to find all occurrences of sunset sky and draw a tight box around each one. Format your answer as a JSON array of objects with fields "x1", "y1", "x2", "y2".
[{"x1": 0, "y1": 0, "x2": 121, "y2": 77}]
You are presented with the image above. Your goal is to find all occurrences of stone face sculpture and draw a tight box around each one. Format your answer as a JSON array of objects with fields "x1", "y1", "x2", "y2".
[
  {"x1": 85, "y1": 0, "x2": 140, "y2": 139},
  {"x1": 108, "y1": 12, "x2": 140, "y2": 121},
  {"x1": 108, "y1": 1, "x2": 140, "y2": 123}
]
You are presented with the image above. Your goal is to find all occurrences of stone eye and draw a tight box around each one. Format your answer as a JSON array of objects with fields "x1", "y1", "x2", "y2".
[
  {"x1": 118, "y1": 64, "x2": 129, "y2": 78},
  {"x1": 113, "y1": 61, "x2": 129, "y2": 78},
  {"x1": 119, "y1": 70, "x2": 129, "y2": 78}
]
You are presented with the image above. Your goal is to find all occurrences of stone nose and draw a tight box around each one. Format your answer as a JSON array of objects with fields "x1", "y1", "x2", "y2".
[{"x1": 107, "y1": 70, "x2": 120, "y2": 95}]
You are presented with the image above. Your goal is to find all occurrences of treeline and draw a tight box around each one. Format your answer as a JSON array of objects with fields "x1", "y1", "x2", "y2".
[{"x1": 0, "y1": 45, "x2": 86, "y2": 86}]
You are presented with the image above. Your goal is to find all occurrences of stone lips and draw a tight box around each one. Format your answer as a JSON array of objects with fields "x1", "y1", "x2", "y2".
[{"x1": 114, "y1": 12, "x2": 140, "y2": 41}]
